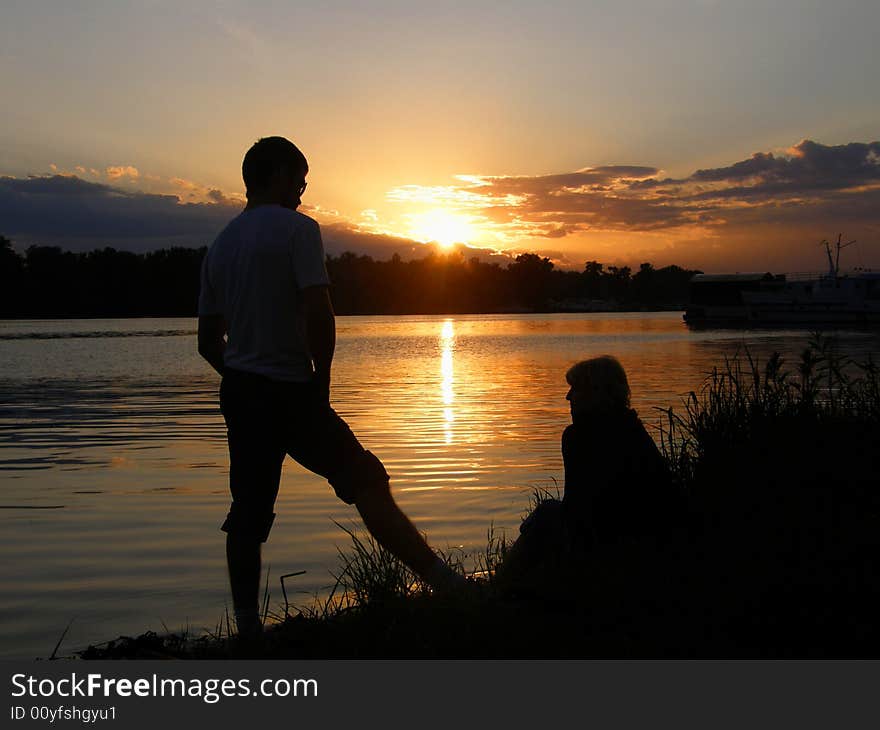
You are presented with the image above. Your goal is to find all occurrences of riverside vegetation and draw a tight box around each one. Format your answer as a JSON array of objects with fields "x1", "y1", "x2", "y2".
[{"x1": 76, "y1": 336, "x2": 880, "y2": 659}]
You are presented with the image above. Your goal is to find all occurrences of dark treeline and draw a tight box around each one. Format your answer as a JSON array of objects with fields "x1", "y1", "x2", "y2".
[
  {"x1": 1, "y1": 236, "x2": 205, "y2": 318},
  {"x1": 326, "y1": 251, "x2": 699, "y2": 314},
  {"x1": 0, "y1": 235, "x2": 701, "y2": 317}
]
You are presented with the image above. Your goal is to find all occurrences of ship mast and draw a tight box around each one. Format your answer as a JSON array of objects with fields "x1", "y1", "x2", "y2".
[{"x1": 820, "y1": 233, "x2": 857, "y2": 278}]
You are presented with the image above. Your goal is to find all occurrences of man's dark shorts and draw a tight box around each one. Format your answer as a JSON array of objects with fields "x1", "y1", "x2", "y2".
[{"x1": 219, "y1": 368, "x2": 388, "y2": 542}]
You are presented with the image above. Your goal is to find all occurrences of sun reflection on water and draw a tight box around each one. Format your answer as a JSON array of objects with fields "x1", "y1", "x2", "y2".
[{"x1": 440, "y1": 319, "x2": 455, "y2": 444}]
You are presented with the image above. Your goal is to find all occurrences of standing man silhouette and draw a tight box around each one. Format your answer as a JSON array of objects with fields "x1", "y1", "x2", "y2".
[{"x1": 198, "y1": 136, "x2": 460, "y2": 636}]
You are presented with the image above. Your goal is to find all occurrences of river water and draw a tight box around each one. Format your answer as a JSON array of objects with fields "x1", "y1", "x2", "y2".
[{"x1": 1, "y1": 313, "x2": 878, "y2": 658}]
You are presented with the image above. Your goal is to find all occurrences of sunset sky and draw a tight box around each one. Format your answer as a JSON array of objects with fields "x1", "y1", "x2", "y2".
[{"x1": 2, "y1": 0, "x2": 879, "y2": 272}]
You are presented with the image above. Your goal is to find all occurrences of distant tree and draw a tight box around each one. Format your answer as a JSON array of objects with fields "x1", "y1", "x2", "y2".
[
  {"x1": 25, "y1": 246, "x2": 80, "y2": 316},
  {"x1": 584, "y1": 260, "x2": 604, "y2": 277},
  {"x1": 582, "y1": 260, "x2": 605, "y2": 299},
  {"x1": 0, "y1": 236, "x2": 25, "y2": 316},
  {"x1": 632, "y1": 262, "x2": 656, "y2": 305},
  {"x1": 0, "y1": 235, "x2": 16, "y2": 265},
  {"x1": 509, "y1": 253, "x2": 555, "y2": 309},
  {"x1": 605, "y1": 265, "x2": 632, "y2": 302}
]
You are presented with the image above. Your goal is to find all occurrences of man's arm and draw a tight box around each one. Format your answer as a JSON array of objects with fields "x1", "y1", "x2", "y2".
[
  {"x1": 301, "y1": 285, "x2": 336, "y2": 403},
  {"x1": 198, "y1": 314, "x2": 227, "y2": 376}
]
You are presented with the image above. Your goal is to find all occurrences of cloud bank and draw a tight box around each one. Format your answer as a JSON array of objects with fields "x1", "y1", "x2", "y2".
[
  {"x1": 3, "y1": 139, "x2": 878, "y2": 271},
  {"x1": 0, "y1": 173, "x2": 464, "y2": 260},
  {"x1": 382, "y1": 139, "x2": 880, "y2": 270},
  {"x1": 388, "y1": 140, "x2": 880, "y2": 238},
  {"x1": 0, "y1": 175, "x2": 235, "y2": 250}
]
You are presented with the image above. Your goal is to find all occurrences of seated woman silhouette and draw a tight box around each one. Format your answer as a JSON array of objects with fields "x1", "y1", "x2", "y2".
[{"x1": 502, "y1": 355, "x2": 673, "y2": 586}]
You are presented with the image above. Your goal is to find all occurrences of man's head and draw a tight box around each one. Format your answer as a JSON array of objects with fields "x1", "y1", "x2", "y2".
[
  {"x1": 242, "y1": 136, "x2": 308, "y2": 209},
  {"x1": 565, "y1": 355, "x2": 631, "y2": 419}
]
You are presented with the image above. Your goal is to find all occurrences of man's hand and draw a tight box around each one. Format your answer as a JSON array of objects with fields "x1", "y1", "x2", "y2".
[
  {"x1": 301, "y1": 286, "x2": 336, "y2": 406},
  {"x1": 198, "y1": 314, "x2": 227, "y2": 376}
]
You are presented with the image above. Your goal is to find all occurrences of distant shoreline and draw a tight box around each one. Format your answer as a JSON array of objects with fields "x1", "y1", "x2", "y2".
[
  {"x1": 0, "y1": 307, "x2": 687, "y2": 322},
  {"x1": 1, "y1": 239, "x2": 700, "y2": 320}
]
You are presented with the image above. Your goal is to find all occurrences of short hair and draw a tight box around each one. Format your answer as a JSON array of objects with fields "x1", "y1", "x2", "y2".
[
  {"x1": 242, "y1": 136, "x2": 308, "y2": 195},
  {"x1": 565, "y1": 355, "x2": 631, "y2": 410}
]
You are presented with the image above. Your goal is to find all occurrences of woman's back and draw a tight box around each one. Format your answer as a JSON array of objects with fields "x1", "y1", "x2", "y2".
[{"x1": 562, "y1": 408, "x2": 673, "y2": 544}]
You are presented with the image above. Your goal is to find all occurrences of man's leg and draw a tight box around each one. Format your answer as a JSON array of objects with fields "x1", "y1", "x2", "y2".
[
  {"x1": 352, "y1": 471, "x2": 440, "y2": 580},
  {"x1": 220, "y1": 372, "x2": 284, "y2": 635},
  {"x1": 222, "y1": 475, "x2": 280, "y2": 634},
  {"x1": 332, "y1": 452, "x2": 462, "y2": 589},
  {"x1": 289, "y1": 394, "x2": 464, "y2": 590},
  {"x1": 226, "y1": 532, "x2": 262, "y2": 636}
]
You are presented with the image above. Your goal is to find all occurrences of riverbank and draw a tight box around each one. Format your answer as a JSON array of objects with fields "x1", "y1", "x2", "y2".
[{"x1": 74, "y1": 336, "x2": 880, "y2": 659}]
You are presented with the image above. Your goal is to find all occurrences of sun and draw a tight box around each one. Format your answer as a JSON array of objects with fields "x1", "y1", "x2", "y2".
[{"x1": 407, "y1": 210, "x2": 476, "y2": 250}]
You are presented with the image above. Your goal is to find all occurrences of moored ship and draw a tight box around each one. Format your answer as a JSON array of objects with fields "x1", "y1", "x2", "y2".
[{"x1": 684, "y1": 236, "x2": 880, "y2": 326}]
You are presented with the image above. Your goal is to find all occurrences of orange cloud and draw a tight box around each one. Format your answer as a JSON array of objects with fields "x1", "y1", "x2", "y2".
[
  {"x1": 206, "y1": 188, "x2": 245, "y2": 206},
  {"x1": 106, "y1": 165, "x2": 140, "y2": 180},
  {"x1": 170, "y1": 176, "x2": 198, "y2": 190},
  {"x1": 167, "y1": 177, "x2": 244, "y2": 206}
]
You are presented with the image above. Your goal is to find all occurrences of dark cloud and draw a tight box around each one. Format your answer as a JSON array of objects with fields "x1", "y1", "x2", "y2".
[
  {"x1": 207, "y1": 188, "x2": 239, "y2": 205},
  {"x1": 2, "y1": 175, "x2": 116, "y2": 196},
  {"x1": 691, "y1": 151, "x2": 784, "y2": 182},
  {"x1": 538, "y1": 224, "x2": 579, "y2": 239},
  {"x1": 447, "y1": 139, "x2": 880, "y2": 237},
  {"x1": 692, "y1": 140, "x2": 880, "y2": 187},
  {"x1": 0, "y1": 173, "x2": 500, "y2": 263},
  {"x1": 321, "y1": 222, "x2": 515, "y2": 265},
  {"x1": 0, "y1": 174, "x2": 236, "y2": 250},
  {"x1": 320, "y1": 223, "x2": 426, "y2": 259},
  {"x1": 476, "y1": 165, "x2": 659, "y2": 198}
]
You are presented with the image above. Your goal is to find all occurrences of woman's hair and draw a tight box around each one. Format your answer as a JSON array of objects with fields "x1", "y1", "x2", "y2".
[{"x1": 565, "y1": 355, "x2": 631, "y2": 410}]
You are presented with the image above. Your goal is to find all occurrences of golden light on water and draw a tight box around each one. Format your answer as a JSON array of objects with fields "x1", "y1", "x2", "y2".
[{"x1": 440, "y1": 318, "x2": 455, "y2": 444}]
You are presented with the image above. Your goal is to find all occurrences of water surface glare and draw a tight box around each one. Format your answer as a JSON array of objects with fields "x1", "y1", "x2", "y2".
[{"x1": 2, "y1": 313, "x2": 878, "y2": 658}]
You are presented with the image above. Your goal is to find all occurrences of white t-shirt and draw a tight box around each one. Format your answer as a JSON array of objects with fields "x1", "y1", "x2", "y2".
[{"x1": 198, "y1": 205, "x2": 330, "y2": 382}]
